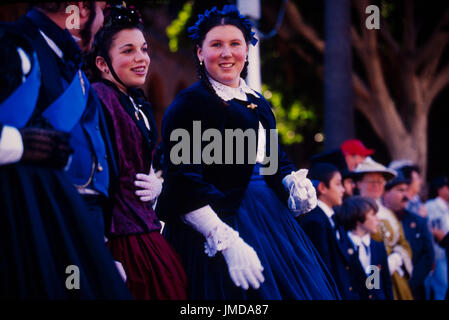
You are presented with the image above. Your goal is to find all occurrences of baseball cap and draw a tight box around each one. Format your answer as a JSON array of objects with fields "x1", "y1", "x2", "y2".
[{"x1": 341, "y1": 139, "x2": 375, "y2": 157}]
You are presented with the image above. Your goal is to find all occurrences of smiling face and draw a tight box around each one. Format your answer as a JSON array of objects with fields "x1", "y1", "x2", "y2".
[
  {"x1": 196, "y1": 25, "x2": 248, "y2": 88},
  {"x1": 106, "y1": 28, "x2": 150, "y2": 92},
  {"x1": 357, "y1": 172, "x2": 386, "y2": 200}
]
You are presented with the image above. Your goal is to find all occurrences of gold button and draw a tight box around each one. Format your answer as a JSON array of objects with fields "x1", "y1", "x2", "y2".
[
  {"x1": 349, "y1": 287, "x2": 352, "y2": 291},
  {"x1": 346, "y1": 266, "x2": 350, "y2": 270},
  {"x1": 97, "y1": 164, "x2": 103, "y2": 172}
]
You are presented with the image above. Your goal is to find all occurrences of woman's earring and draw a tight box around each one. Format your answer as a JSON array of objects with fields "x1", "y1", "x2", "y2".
[{"x1": 199, "y1": 60, "x2": 203, "y2": 66}]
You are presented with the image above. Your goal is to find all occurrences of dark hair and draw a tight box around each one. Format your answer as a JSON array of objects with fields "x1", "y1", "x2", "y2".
[
  {"x1": 399, "y1": 165, "x2": 420, "y2": 180},
  {"x1": 308, "y1": 162, "x2": 339, "y2": 196},
  {"x1": 34, "y1": 2, "x2": 71, "y2": 13},
  {"x1": 336, "y1": 196, "x2": 379, "y2": 231},
  {"x1": 85, "y1": 4, "x2": 144, "y2": 86},
  {"x1": 187, "y1": 5, "x2": 257, "y2": 101},
  {"x1": 429, "y1": 176, "x2": 449, "y2": 199}
]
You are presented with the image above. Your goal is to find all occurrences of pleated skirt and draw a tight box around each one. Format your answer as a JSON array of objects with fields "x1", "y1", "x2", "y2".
[
  {"x1": 107, "y1": 231, "x2": 188, "y2": 300},
  {"x1": 164, "y1": 164, "x2": 340, "y2": 300}
]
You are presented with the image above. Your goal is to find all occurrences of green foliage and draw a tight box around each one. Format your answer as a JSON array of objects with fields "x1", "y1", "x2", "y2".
[
  {"x1": 262, "y1": 84, "x2": 316, "y2": 145},
  {"x1": 381, "y1": 0, "x2": 395, "y2": 19},
  {"x1": 166, "y1": 1, "x2": 193, "y2": 52}
]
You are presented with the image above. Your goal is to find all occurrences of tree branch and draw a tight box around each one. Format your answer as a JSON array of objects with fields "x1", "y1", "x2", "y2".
[
  {"x1": 403, "y1": 0, "x2": 416, "y2": 52},
  {"x1": 415, "y1": 6, "x2": 449, "y2": 67},
  {"x1": 426, "y1": 62, "x2": 449, "y2": 110},
  {"x1": 284, "y1": 0, "x2": 324, "y2": 53},
  {"x1": 379, "y1": 17, "x2": 401, "y2": 58}
]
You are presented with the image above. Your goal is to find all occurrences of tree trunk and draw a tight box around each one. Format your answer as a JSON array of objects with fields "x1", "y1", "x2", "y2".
[{"x1": 323, "y1": 0, "x2": 354, "y2": 151}]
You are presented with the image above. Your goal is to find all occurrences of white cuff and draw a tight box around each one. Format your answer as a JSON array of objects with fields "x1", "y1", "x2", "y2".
[
  {"x1": 182, "y1": 205, "x2": 239, "y2": 257},
  {"x1": 0, "y1": 125, "x2": 24, "y2": 165}
]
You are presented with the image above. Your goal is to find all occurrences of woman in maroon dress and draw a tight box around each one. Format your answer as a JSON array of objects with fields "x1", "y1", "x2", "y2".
[{"x1": 85, "y1": 4, "x2": 187, "y2": 299}]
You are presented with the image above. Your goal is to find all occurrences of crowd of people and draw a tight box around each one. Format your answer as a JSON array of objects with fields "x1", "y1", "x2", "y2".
[{"x1": 1, "y1": 2, "x2": 448, "y2": 300}]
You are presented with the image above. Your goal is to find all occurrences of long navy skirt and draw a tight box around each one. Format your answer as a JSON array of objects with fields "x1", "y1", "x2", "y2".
[
  {"x1": 164, "y1": 164, "x2": 341, "y2": 300},
  {"x1": 0, "y1": 164, "x2": 131, "y2": 299}
]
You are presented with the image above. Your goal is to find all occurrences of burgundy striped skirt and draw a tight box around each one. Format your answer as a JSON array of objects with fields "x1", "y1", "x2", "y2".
[{"x1": 107, "y1": 231, "x2": 187, "y2": 300}]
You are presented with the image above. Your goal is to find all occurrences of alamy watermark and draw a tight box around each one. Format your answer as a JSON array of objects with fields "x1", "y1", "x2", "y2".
[
  {"x1": 365, "y1": 265, "x2": 380, "y2": 290},
  {"x1": 365, "y1": 5, "x2": 380, "y2": 30},
  {"x1": 65, "y1": 5, "x2": 80, "y2": 30},
  {"x1": 169, "y1": 121, "x2": 279, "y2": 175},
  {"x1": 65, "y1": 265, "x2": 80, "y2": 290}
]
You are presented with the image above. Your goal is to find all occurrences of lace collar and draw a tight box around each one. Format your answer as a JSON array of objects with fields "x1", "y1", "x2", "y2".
[{"x1": 208, "y1": 76, "x2": 258, "y2": 101}]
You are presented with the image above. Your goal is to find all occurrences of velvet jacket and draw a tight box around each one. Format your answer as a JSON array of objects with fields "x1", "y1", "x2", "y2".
[
  {"x1": 341, "y1": 234, "x2": 394, "y2": 300},
  {"x1": 8, "y1": 9, "x2": 110, "y2": 196},
  {"x1": 297, "y1": 206, "x2": 361, "y2": 299},
  {"x1": 155, "y1": 80, "x2": 296, "y2": 222},
  {"x1": 93, "y1": 80, "x2": 160, "y2": 236}
]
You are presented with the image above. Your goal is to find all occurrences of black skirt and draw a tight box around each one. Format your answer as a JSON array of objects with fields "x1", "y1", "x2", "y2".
[{"x1": 0, "y1": 163, "x2": 131, "y2": 299}]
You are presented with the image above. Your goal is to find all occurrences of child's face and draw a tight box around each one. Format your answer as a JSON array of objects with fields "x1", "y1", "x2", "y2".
[
  {"x1": 319, "y1": 172, "x2": 345, "y2": 207},
  {"x1": 360, "y1": 209, "x2": 380, "y2": 234}
]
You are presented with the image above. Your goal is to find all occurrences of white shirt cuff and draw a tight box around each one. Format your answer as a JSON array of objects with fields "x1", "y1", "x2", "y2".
[{"x1": 0, "y1": 125, "x2": 24, "y2": 165}]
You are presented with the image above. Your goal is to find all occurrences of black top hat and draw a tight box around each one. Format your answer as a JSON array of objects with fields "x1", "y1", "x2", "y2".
[{"x1": 311, "y1": 148, "x2": 353, "y2": 179}]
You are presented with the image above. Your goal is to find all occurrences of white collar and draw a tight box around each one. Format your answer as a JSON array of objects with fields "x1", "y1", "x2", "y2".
[
  {"x1": 435, "y1": 197, "x2": 449, "y2": 211},
  {"x1": 208, "y1": 76, "x2": 259, "y2": 101},
  {"x1": 348, "y1": 231, "x2": 371, "y2": 248},
  {"x1": 39, "y1": 30, "x2": 63, "y2": 59},
  {"x1": 317, "y1": 199, "x2": 334, "y2": 219}
]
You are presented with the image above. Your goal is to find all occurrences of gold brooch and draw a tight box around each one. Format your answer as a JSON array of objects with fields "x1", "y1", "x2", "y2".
[
  {"x1": 247, "y1": 103, "x2": 257, "y2": 110},
  {"x1": 347, "y1": 248, "x2": 354, "y2": 255}
]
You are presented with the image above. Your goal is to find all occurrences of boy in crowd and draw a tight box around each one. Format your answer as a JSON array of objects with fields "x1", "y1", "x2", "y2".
[
  {"x1": 298, "y1": 162, "x2": 360, "y2": 299},
  {"x1": 337, "y1": 196, "x2": 394, "y2": 300}
]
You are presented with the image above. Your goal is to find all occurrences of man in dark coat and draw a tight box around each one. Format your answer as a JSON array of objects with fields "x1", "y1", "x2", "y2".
[{"x1": 383, "y1": 170, "x2": 434, "y2": 299}]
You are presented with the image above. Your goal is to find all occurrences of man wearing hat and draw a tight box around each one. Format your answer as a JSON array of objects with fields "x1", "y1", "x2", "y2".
[
  {"x1": 341, "y1": 139, "x2": 375, "y2": 171},
  {"x1": 383, "y1": 171, "x2": 434, "y2": 300},
  {"x1": 425, "y1": 176, "x2": 449, "y2": 299},
  {"x1": 390, "y1": 160, "x2": 427, "y2": 218},
  {"x1": 352, "y1": 157, "x2": 414, "y2": 299},
  {"x1": 298, "y1": 162, "x2": 361, "y2": 299}
]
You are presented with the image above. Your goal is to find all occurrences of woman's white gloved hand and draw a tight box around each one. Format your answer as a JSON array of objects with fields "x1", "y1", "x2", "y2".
[
  {"x1": 182, "y1": 205, "x2": 265, "y2": 290},
  {"x1": 222, "y1": 237, "x2": 265, "y2": 290},
  {"x1": 134, "y1": 166, "x2": 163, "y2": 203},
  {"x1": 282, "y1": 169, "x2": 317, "y2": 216}
]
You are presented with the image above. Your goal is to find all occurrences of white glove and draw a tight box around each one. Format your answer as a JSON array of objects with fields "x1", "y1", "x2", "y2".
[
  {"x1": 182, "y1": 205, "x2": 265, "y2": 290},
  {"x1": 282, "y1": 169, "x2": 317, "y2": 216},
  {"x1": 222, "y1": 237, "x2": 265, "y2": 290},
  {"x1": 387, "y1": 252, "x2": 404, "y2": 276},
  {"x1": 134, "y1": 166, "x2": 163, "y2": 203}
]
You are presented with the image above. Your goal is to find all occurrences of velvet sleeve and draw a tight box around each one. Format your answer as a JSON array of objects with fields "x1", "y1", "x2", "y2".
[{"x1": 155, "y1": 90, "x2": 226, "y2": 221}]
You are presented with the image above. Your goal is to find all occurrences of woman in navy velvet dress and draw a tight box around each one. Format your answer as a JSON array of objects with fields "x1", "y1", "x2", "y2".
[
  {"x1": 86, "y1": 5, "x2": 187, "y2": 300},
  {"x1": 156, "y1": 5, "x2": 340, "y2": 300}
]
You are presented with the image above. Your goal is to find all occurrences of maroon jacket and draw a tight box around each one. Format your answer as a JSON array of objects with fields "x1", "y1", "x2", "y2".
[{"x1": 93, "y1": 81, "x2": 161, "y2": 236}]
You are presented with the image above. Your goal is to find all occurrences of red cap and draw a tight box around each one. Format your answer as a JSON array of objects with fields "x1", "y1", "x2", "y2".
[{"x1": 341, "y1": 139, "x2": 374, "y2": 157}]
